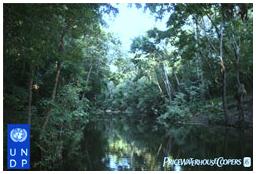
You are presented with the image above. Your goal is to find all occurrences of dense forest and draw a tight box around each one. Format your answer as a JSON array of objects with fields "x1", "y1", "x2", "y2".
[{"x1": 3, "y1": 3, "x2": 253, "y2": 171}]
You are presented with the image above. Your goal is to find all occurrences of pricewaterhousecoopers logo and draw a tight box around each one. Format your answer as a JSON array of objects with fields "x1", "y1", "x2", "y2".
[
  {"x1": 163, "y1": 156, "x2": 252, "y2": 169},
  {"x1": 7, "y1": 124, "x2": 30, "y2": 170}
]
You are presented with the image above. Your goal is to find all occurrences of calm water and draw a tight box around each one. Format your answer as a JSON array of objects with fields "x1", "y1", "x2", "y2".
[{"x1": 86, "y1": 114, "x2": 253, "y2": 171}]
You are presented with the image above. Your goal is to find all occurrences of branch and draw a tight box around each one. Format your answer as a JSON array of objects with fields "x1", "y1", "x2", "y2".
[
  {"x1": 200, "y1": 19, "x2": 218, "y2": 52},
  {"x1": 206, "y1": 13, "x2": 221, "y2": 39}
]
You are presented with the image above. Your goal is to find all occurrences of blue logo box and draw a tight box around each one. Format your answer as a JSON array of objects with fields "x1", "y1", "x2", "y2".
[{"x1": 7, "y1": 124, "x2": 30, "y2": 170}]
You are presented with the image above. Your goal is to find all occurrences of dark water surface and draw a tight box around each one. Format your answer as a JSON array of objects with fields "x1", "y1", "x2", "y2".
[{"x1": 87, "y1": 114, "x2": 253, "y2": 171}]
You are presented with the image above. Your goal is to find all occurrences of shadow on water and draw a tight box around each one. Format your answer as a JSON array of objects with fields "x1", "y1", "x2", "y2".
[
  {"x1": 79, "y1": 122, "x2": 108, "y2": 170},
  {"x1": 58, "y1": 121, "x2": 108, "y2": 171},
  {"x1": 93, "y1": 113, "x2": 253, "y2": 171}
]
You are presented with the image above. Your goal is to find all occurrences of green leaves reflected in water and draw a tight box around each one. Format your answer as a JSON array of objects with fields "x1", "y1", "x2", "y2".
[{"x1": 101, "y1": 114, "x2": 252, "y2": 171}]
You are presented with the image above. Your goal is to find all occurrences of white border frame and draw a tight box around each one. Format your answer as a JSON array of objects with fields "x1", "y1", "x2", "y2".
[{"x1": 0, "y1": 0, "x2": 254, "y2": 173}]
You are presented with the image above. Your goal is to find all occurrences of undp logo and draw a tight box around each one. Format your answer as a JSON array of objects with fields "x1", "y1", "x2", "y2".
[
  {"x1": 7, "y1": 124, "x2": 30, "y2": 170},
  {"x1": 10, "y1": 128, "x2": 28, "y2": 143}
]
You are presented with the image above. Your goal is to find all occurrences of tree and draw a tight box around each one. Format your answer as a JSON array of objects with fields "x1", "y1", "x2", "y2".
[
  {"x1": 142, "y1": 3, "x2": 252, "y2": 126},
  {"x1": 4, "y1": 4, "x2": 118, "y2": 170}
]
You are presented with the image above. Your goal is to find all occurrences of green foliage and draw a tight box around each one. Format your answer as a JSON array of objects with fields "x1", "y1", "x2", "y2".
[
  {"x1": 4, "y1": 3, "x2": 119, "y2": 170},
  {"x1": 131, "y1": 36, "x2": 157, "y2": 54},
  {"x1": 157, "y1": 92, "x2": 190, "y2": 126},
  {"x1": 35, "y1": 84, "x2": 90, "y2": 169},
  {"x1": 107, "y1": 76, "x2": 165, "y2": 120}
]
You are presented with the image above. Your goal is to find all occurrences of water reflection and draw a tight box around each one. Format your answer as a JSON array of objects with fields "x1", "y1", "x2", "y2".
[
  {"x1": 174, "y1": 165, "x2": 182, "y2": 171},
  {"x1": 107, "y1": 154, "x2": 131, "y2": 170},
  {"x1": 80, "y1": 122, "x2": 108, "y2": 170},
  {"x1": 92, "y1": 114, "x2": 252, "y2": 171}
]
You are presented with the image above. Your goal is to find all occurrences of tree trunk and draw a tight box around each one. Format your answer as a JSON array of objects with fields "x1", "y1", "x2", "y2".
[
  {"x1": 28, "y1": 68, "x2": 33, "y2": 124},
  {"x1": 231, "y1": 26, "x2": 245, "y2": 125},
  {"x1": 51, "y1": 61, "x2": 61, "y2": 100},
  {"x1": 86, "y1": 63, "x2": 93, "y2": 85},
  {"x1": 236, "y1": 84, "x2": 245, "y2": 125},
  {"x1": 154, "y1": 67, "x2": 164, "y2": 96},
  {"x1": 173, "y1": 71, "x2": 181, "y2": 92},
  {"x1": 161, "y1": 62, "x2": 172, "y2": 101},
  {"x1": 235, "y1": 53, "x2": 245, "y2": 124},
  {"x1": 222, "y1": 68, "x2": 229, "y2": 125},
  {"x1": 195, "y1": 19, "x2": 205, "y2": 99},
  {"x1": 42, "y1": 61, "x2": 61, "y2": 131},
  {"x1": 219, "y1": 22, "x2": 229, "y2": 125},
  {"x1": 81, "y1": 63, "x2": 93, "y2": 99},
  {"x1": 42, "y1": 27, "x2": 65, "y2": 131}
]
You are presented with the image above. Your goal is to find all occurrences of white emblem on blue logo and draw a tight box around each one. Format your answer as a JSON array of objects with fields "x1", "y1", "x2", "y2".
[
  {"x1": 8, "y1": 124, "x2": 30, "y2": 169},
  {"x1": 10, "y1": 128, "x2": 28, "y2": 143}
]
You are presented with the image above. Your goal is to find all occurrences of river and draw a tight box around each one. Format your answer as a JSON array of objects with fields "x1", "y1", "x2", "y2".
[{"x1": 84, "y1": 113, "x2": 253, "y2": 171}]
